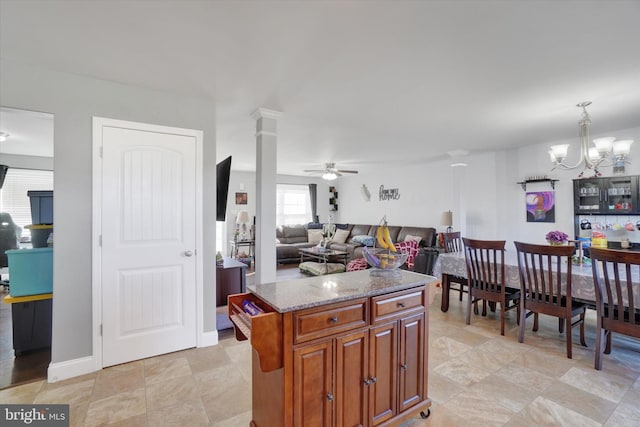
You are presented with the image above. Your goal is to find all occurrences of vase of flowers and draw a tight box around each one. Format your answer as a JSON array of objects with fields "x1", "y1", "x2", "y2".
[{"x1": 546, "y1": 230, "x2": 569, "y2": 246}]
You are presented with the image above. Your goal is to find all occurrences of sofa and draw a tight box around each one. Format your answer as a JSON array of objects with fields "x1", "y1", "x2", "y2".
[{"x1": 277, "y1": 223, "x2": 437, "y2": 264}]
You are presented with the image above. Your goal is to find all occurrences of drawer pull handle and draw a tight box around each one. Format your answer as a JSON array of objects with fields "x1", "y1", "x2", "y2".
[
  {"x1": 370, "y1": 376, "x2": 377, "y2": 383},
  {"x1": 327, "y1": 393, "x2": 334, "y2": 402},
  {"x1": 400, "y1": 364, "x2": 408, "y2": 370},
  {"x1": 329, "y1": 316, "x2": 339, "y2": 323},
  {"x1": 398, "y1": 302, "x2": 406, "y2": 308}
]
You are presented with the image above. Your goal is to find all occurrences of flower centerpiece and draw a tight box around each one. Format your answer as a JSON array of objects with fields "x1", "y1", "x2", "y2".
[{"x1": 546, "y1": 230, "x2": 569, "y2": 246}]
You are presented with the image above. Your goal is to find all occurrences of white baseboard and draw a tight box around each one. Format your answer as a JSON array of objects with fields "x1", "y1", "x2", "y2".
[
  {"x1": 47, "y1": 356, "x2": 98, "y2": 383},
  {"x1": 199, "y1": 330, "x2": 219, "y2": 347}
]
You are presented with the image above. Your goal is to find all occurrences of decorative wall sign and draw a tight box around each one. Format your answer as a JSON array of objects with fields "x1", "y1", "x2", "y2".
[
  {"x1": 379, "y1": 185, "x2": 401, "y2": 201},
  {"x1": 329, "y1": 186, "x2": 338, "y2": 211},
  {"x1": 526, "y1": 191, "x2": 555, "y2": 223},
  {"x1": 235, "y1": 192, "x2": 247, "y2": 205}
]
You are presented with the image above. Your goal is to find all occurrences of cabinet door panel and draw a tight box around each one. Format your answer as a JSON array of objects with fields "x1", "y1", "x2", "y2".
[
  {"x1": 294, "y1": 341, "x2": 333, "y2": 427},
  {"x1": 369, "y1": 322, "x2": 398, "y2": 425},
  {"x1": 399, "y1": 313, "x2": 424, "y2": 412},
  {"x1": 335, "y1": 330, "x2": 368, "y2": 427}
]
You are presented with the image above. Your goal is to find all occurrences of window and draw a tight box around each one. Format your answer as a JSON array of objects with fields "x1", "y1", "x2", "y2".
[
  {"x1": 0, "y1": 168, "x2": 54, "y2": 238},
  {"x1": 276, "y1": 184, "x2": 312, "y2": 226}
]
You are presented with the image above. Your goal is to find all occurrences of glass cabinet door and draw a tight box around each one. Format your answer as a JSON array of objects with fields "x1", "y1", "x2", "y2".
[
  {"x1": 574, "y1": 179, "x2": 601, "y2": 214},
  {"x1": 601, "y1": 176, "x2": 638, "y2": 214}
]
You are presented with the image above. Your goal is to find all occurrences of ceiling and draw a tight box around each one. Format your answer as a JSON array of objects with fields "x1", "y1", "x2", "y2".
[{"x1": 1, "y1": 1, "x2": 639, "y2": 175}]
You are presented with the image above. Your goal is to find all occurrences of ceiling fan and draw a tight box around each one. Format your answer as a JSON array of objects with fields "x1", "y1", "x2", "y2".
[{"x1": 304, "y1": 162, "x2": 359, "y2": 180}]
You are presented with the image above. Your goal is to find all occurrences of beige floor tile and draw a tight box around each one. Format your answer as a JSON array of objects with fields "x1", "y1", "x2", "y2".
[
  {"x1": 433, "y1": 358, "x2": 491, "y2": 387},
  {"x1": 145, "y1": 375, "x2": 200, "y2": 410},
  {"x1": 540, "y1": 379, "x2": 617, "y2": 424},
  {"x1": 200, "y1": 379, "x2": 251, "y2": 422},
  {"x1": 511, "y1": 346, "x2": 576, "y2": 378},
  {"x1": 493, "y1": 364, "x2": 554, "y2": 393},
  {"x1": 431, "y1": 336, "x2": 473, "y2": 358},
  {"x1": 193, "y1": 363, "x2": 248, "y2": 397},
  {"x1": 186, "y1": 345, "x2": 233, "y2": 375},
  {"x1": 0, "y1": 379, "x2": 44, "y2": 403},
  {"x1": 146, "y1": 398, "x2": 209, "y2": 427},
  {"x1": 144, "y1": 357, "x2": 192, "y2": 386},
  {"x1": 101, "y1": 414, "x2": 148, "y2": 427},
  {"x1": 559, "y1": 366, "x2": 632, "y2": 403},
  {"x1": 520, "y1": 396, "x2": 601, "y2": 427},
  {"x1": 210, "y1": 410, "x2": 252, "y2": 427},
  {"x1": 441, "y1": 389, "x2": 516, "y2": 426},
  {"x1": 34, "y1": 378, "x2": 95, "y2": 405},
  {"x1": 84, "y1": 388, "x2": 146, "y2": 427},
  {"x1": 91, "y1": 367, "x2": 145, "y2": 402},
  {"x1": 69, "y1": 400, "x2": 89, "y2": 427},
  {"x1": 469, "y1": 374, "x2": 538, "y2": 413},
  {"x1": 427, "y1": 372, "x2": 464, "y2": 405}
]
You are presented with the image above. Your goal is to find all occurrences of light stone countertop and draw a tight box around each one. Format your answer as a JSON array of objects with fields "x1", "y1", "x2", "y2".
[{"x1": 247, "y1": 269, "x2": 438, "y2": 313}]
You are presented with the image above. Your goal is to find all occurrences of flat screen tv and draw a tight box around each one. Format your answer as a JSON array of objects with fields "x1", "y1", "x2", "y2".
[{"x1": 216, "y1": 156, "x2": 232, "y2": 221}]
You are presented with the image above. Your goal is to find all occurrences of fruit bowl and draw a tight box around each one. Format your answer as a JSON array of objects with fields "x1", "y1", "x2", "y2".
[{"x1": 362, "y1": 246, "x2": 409, "y2": 271}]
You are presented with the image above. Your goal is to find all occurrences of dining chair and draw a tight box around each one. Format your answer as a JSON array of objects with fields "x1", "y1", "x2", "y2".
[
  {"x1": 589, "y1": 247, "x2": 640, "y2": 370},
  {"x1": 462, "y1": 238, "x2": 520, "y2": 335},
  {"x1": 514, "y1": 241, "x2": 587, "y2": 359},
  {"x1": 443, "y1": 232, "x2": 468, "y2": 302}
]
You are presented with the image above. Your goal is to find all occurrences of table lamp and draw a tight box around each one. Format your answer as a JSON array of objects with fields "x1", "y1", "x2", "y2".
[
  {"x1": 236, "y1": 210, "x2": 250, "y2": 240},
  {"x1": 441, "y1": 210, "x2": 453, "y2": 234}
]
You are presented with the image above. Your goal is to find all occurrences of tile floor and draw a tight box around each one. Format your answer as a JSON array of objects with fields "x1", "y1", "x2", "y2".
[{"x1": 1, "y1": 284, "x2": 639, "y2": 426}]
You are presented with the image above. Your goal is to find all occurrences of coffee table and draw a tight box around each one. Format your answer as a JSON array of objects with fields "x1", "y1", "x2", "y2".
[{"x1": 298, "y1": 247, "x2": 348, "y2": 275}]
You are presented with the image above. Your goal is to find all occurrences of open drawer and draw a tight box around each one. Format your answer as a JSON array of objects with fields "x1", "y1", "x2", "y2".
[{"x1": 228, "y1": 293, "x2": 283, "y2": 372}]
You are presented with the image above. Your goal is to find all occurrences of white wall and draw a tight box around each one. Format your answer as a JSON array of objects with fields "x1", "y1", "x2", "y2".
[
  {"x1": 336, "y1": 125, "x2": 640, "y2": 249},
  {"x1": 0, "y1": 60, "x2": 218, "y2": 366}
]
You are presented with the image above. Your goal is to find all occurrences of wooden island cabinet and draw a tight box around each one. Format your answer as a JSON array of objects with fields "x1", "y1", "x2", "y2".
[{"x1": 228, "y1": 270, "x2": 437, "y2": 427}]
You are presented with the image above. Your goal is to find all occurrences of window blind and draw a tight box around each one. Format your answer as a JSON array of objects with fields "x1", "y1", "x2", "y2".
[{"x1": 0, "y1": 168, "x2": 54, "y2": 236}]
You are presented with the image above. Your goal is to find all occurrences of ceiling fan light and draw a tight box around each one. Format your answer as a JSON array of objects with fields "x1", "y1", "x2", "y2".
[
  {"x1": 0, "y1": 132, "x2": 9, "y2": 142},
  {"x1": 322, "y1": 171, "x2": 337, "y2": 180}
]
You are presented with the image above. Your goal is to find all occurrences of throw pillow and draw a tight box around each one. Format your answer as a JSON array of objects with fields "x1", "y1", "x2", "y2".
[
  {"x1": 331, "y1": 229, "x2": 350, "y2": 244},
  {"x1": 404, "y1": 234, "x2": 422, "y2": 244},
  {"x1": 307, "y1": 229, "x2": 323, "y2": 244},
  {"x1": 352, "y1": 234, "x2": 375, "y2": 247},
  {"x1": 307, "y1": 222, "x2": 323, "y2": 229}
]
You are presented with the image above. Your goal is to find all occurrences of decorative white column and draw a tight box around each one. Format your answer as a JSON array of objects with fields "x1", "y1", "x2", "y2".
[{"x1": 251, "y1": 108, "x2": 282, "y2": 284}]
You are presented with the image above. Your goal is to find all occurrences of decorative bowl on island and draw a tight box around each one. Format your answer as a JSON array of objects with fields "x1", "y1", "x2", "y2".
[{"x1": 362, "y1": 246, "x2": 409, "y2": 271}]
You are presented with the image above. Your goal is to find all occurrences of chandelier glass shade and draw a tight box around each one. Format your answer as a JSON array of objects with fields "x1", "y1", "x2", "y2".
[{"x1": 549, "y1": 102, "x2": 634, "y2": 176}]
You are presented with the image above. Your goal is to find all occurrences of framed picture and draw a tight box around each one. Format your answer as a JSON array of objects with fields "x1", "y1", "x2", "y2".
[
  {"x1": 526, "y1": 191, "x2": 555, "y2": 223},
  {"x1": 235, "y1": 192, "x2": 247, "y2": 205}
]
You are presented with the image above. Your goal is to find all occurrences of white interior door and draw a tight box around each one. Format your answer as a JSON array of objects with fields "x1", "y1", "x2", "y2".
[{"x1": 99, "y1": 121, "x2": 198, "y2": 367}]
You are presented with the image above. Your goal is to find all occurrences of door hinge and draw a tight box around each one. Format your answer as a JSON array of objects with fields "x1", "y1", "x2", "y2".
[
  {"x1": 99, "y1": 146, "x2": 103, "y2": 158},
  {"x1": 99, "y1": 235, "x2": 102, "y2": 246},
  {"x1": 100, "y1": 324, "x2": 103, "y2": 336}
]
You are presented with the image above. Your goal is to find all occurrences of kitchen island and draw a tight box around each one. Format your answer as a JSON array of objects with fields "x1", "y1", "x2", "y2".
[{"x1": 228, "y1": 269, "x2": 438, "y2": 427}]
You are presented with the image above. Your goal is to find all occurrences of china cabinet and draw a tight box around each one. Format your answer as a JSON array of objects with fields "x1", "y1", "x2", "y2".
[{"x1": 573, "y1": 176, "x2": 638, "y2": 215}]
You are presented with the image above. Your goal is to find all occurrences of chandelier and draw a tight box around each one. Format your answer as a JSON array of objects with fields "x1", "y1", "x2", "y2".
[{"x1": 548, "y1": 102, "x2": 634, "y2": 177}]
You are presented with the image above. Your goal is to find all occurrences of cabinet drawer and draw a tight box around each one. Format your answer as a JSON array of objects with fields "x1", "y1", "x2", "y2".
[
  {"x1": 371, "y1": 288, "x2": 424, "y2": 323},
  {"x1": 294, "y1": 298, "x2": 369, "y2": 344}
]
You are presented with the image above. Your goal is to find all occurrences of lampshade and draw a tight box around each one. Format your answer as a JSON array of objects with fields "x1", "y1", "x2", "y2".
[
  {"x1": 593, "y1": 137, "x2": 616, "y2": 154},
  {"x1": 441, "y1": 210, "x2": 453, "y2": 227},
  {"x1": 549, "y1": 144, "x2": 569, "y2": 162},
  {"x1": 236, "y1": 210, "x2": 250, "y2": 224},
  {"x1": 613, "y1": 139, "x2": 634, "y2": 157}
]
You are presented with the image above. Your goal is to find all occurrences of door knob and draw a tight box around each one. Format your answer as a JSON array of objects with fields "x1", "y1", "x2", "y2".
[{"x1": 184, "y1": 250, "x2": 194, "y2": 257}]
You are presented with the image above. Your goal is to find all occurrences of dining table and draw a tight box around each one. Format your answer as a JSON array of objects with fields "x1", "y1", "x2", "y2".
[{"x1": 433, "y1": 250, "x2": 640, "y2": 313}]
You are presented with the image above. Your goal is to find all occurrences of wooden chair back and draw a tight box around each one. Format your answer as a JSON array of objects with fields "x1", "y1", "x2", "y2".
[
  {"x1": 514, "y1": 241, "x2": 574, "y2": 311},
  {"x1": 462, "y1": 238, "x2": 506, "y2": 298},
  {"x1": 590, "y1": 247, "x2": 640, "y2": 369},
  {"x1": 443, "y1": 232, "x2": 463, "y2": 253}
]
